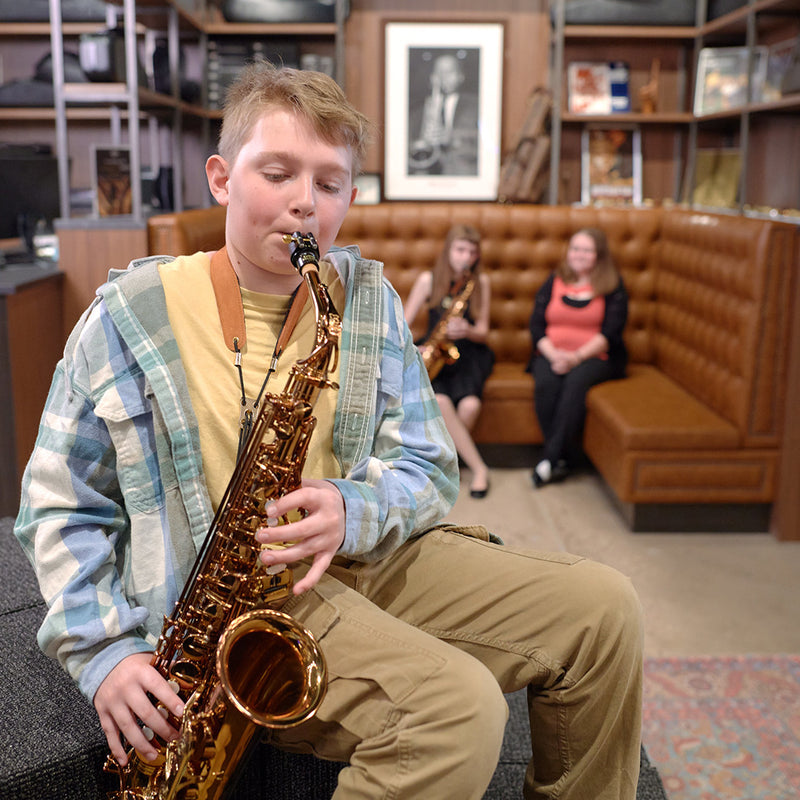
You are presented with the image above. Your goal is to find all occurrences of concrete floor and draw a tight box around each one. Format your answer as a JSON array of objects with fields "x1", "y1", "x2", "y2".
[{"x1": 444, "y1": 458, "x2": 800, "y2": 657}]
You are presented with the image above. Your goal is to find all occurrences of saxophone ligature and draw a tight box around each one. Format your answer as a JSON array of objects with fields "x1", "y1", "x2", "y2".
[
  {"x1": 105, "y1": 232, "x2": 339, "y2": 800},
  {"x1": 418, "y1": 272, "x2": 477, "y2": 381}
]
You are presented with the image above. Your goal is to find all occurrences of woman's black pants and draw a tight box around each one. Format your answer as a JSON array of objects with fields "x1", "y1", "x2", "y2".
[{"x1": 533, "y1": 356, "x2": 624, "y2": 466}]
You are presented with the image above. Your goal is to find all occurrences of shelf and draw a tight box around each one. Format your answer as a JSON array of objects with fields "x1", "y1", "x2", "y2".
[
  {"x1": 695, "y1": 92, "x2": 800, "y2": 121},
  {"x1": 0, "y1": 22, "x2": 114, "y2": 35},
  {"x1": 562, "y1": 111, "x2": 695, "y2": 124},
  {"x1": 563, "y1": 25, "x2": 697, "y2": 40}
]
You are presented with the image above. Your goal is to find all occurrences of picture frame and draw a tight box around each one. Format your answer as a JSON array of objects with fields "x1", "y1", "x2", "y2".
[
  {"x1": 694, "y1": 46, "x2": 768, "y2": 116},
  {"x1": 353, "y1": 173, "x2": 382, "y2": 205},
  {"x1": 383, "y1": 22, "x2": 504, "y2": 201},
  {"x1": 91, "y1": 145, "x2": 133, "y2": 217},
  {"x1": 581, "y1": 125, "x2": 642, "y2": 207}
]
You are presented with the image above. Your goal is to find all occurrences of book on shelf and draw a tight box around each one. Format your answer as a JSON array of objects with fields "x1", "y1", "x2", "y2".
[
  {"x1": 609, "y1": 61, "x2": 631, "y2": 113},
  {"x1": 694, "y1": 46, "x2": 768, "y2": 115},
  {"x1": 581, "y1": 125, "x2": 642, "y2": 206},
  {"x1": 206, "y1": 38, "x2": 300, "y2": 109},
  {"x1": 568, "y1": 62, "x2": 630, "y2": 115},
  {"x1": 568, "y1": 62, "x2": 611, "y2": 114}
]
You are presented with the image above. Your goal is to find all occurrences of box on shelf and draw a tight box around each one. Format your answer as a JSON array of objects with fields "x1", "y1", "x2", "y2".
[
  {"x1": 207, "y1": 37, "x2": 300, "y2": 110},
  {"x1": 558, "y1": 0, "x2": 696, "y2": 26},
  {"x1": 706, "y1": 0, "x2": 746, "y2": 21},
  {"x1": 221, "y1": 0, "x2": 340, "y2": 23},
  {"x1": 0, "y1": 0, "x2": 106, "y2": 22},
  {"x1": 568, "y1": 62, "x2": 630, "y2": 114},
  {"x1": 694, "y1": 46, "x2": 767, "y2": 115}
]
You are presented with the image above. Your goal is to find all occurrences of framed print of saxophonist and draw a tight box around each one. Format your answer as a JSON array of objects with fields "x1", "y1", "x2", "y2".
[{"x1": 384, "y1": 22, "x2": 504, "y2": 201}]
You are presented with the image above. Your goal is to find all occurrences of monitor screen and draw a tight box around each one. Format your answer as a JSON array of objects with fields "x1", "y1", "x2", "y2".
[{"x1": 0, "y1": 145, "x2": 61, "y2": 249}]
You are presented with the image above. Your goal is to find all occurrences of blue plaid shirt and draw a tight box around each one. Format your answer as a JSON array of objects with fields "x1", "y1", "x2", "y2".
[{"x1": 14, "y1": 245, "x2": 459, "y2": 702}]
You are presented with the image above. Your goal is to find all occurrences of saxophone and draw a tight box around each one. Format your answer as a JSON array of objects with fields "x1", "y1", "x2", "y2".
[
  {"x1": 418, "y1": 273, "x2": 477, "y2": 380},
  {"x1": 105, "y1": 232, "x2": 339, "y2": 800}
]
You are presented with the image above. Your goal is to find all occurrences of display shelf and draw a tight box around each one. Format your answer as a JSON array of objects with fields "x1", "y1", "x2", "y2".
[
  {"x1": 2, "y1": 0, "x2": 347, "y2": 220},
  {"x1": 685, "y1": 0, "x2": 800, "y2": 214},
  {"x1": 549, "y1": 0, "x2": 698, "y2": 204}
]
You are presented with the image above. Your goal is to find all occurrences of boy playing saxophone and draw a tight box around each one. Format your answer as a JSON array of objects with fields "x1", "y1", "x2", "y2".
[{"x1": 15, "y1": 61, "x2": 643, "y2": 799}]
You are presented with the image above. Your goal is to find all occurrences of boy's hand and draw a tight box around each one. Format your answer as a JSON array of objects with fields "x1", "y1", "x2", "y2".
[
  {"x1": 256, "y1": 478, "x2": 345, "y2": 594},
  {"x1": 94, "y1": 652, "x2": 184, "y2": 766}
]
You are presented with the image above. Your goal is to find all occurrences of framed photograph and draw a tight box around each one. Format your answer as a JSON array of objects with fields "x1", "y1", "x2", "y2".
[
  {"x1": 581, "y1": 125, "x2": 642, "y2": 206},
  {"x1": 694, "y1": 46, "x2": 767, "y2": 115},
  {"x1": 353, "y1": 173, "x2": 382, "y2": 205},
  {"x1": 91, "y1": 145, "x2": 133, "y2": 217},
  {"x1": 384, "y1": 22, "x2": 504, "y2": 201}
]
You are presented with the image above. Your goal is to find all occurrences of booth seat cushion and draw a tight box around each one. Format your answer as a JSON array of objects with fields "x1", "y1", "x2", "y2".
[{"x1": 586, "y1": 364, "x2": 740, "y2": 451}]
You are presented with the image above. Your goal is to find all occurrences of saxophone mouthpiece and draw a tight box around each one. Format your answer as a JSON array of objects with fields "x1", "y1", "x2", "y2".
[{"x1": 284, "y1": 232, "x2": 320, "y2": 274}]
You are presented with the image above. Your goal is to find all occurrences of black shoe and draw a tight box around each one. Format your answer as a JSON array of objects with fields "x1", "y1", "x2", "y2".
[
  {"x1": 470, "y1": 481, "x2": 490, "y2": 499},
  {"x1": 551, "y1": 460, "x2": 570, "y2": 483}
]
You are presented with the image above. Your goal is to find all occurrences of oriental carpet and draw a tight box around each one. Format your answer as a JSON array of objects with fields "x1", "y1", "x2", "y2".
[{"x1": 642, "y1": 655, "x2": 800, "y2": 800}]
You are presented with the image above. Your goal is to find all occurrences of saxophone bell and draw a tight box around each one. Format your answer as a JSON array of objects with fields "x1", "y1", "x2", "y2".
[{"x1": 216, "y1": 608, "x2": 327, "y2": 728}]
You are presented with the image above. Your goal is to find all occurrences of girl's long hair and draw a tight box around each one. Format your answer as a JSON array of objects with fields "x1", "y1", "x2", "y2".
[
  {"x1": 428, "y1": 224, "x2": 484, "y2": 310},
  {"x1": 557, "y1": 227, "x2": 620, "y2": 296}
]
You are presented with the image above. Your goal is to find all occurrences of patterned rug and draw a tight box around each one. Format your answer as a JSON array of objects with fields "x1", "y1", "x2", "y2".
[{"x1": 642, "y1": 655, "x2": 800, "y2": 800}]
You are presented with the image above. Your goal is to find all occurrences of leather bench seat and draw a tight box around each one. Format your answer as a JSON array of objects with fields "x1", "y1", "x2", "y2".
[{"x1": 587, "y1": 365, "x2": 740, "y2": 451}]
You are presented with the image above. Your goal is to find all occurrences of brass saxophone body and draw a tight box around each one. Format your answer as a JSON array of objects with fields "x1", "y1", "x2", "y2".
[
  {"x1": 105, "y1": 233, "x2": 340, "y2": 800},
  {"x1": 418, "y1": 274, "x2": 477, "y2": 381}
]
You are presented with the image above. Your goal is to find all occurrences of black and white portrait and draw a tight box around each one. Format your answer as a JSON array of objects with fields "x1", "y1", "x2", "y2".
[
  {"x1": 384, "y1": 23, "x2": 504, "y2": 201},
  {"x1": 407, "y1": 48, "x2": 481, "y2": 177}
]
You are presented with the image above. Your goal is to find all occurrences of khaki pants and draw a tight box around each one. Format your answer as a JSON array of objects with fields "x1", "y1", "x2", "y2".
[{"x1": 274, "y1": 526, "x2": 644, "y2": 800}]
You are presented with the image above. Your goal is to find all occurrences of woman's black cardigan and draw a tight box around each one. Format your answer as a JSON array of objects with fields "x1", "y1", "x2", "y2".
[{"x1": 526, "y1": 273, "x2": 629, "y2": 372}]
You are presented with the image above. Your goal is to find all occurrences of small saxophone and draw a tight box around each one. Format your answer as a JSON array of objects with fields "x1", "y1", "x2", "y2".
[
  {"x1": 105, "y1": 232, "x2": 339, "y2": 800},
  {"x1": 418, "y1": 274, "x2": 477, "y2": 381}
]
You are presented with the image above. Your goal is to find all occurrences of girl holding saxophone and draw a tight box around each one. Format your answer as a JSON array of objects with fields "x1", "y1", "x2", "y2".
[{"x1": 404, "y1": 224, "x2": 494, "y2": 498}]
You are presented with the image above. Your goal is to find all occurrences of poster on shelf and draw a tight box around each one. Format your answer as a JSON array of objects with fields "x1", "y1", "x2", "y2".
[
  {"x1": 91, "y1": 145, "x2": 132, "y2": 217},
  {"x1": 694, "y1": 47, "x2": 767, "y2": 115},
  {"x1": 581, "y1": 126, "x2": 642, "y2": 206},
  {"x1": 568, "y1": 62, "x2": 612, "y2": 114}
]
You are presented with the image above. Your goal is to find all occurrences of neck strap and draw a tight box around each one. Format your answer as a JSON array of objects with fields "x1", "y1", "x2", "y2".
[{"x1": 210, "y1": 245, "x2": 309, "y2": 355}]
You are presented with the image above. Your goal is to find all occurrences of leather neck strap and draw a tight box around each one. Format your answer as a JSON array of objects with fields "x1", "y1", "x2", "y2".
[{"x1": 210, "y1": 246, "x2": 309, "y2": 355}]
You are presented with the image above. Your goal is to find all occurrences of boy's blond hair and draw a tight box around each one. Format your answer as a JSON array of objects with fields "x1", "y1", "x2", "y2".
[{"x1": 218, "y1": 60, "x2": 372, "y2": 177}]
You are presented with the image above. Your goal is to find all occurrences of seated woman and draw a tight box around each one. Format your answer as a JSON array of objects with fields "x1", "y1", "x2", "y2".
[
  {"x1": 404, "y1": 224, "x2": 494, "y2": 498},
  {"x1": 528, "y1": 227, "x2": 628, "y2": 487}
]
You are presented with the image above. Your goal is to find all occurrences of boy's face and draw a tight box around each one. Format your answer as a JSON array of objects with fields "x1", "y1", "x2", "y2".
[{"x1": 207, "y1": 108, "x2": 357, "y2": 293}]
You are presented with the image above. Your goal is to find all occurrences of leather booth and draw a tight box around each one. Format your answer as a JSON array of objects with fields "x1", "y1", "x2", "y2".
[{"x1": 147, "y1": 203, "x2": 798, "y2": 530}]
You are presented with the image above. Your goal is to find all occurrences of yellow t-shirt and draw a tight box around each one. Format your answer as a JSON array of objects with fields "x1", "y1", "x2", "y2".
[{"x1": 159, "y1": 251, "x2": 344, "y2": 510}]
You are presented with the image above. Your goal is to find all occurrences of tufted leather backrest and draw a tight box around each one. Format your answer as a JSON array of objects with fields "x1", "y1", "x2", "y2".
[
  {"x1": 148, "y1": 202, "x2": 796, "y2": 445},
  {"x1": 653, "y1": 210, "x2": 795, "y2": 445},
  {"x1": 148, "y1": 206, "x2": 227, "y2": 257},
  {"x1": 337, "y1": 203, "x2": 662, "y2": 366}
]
